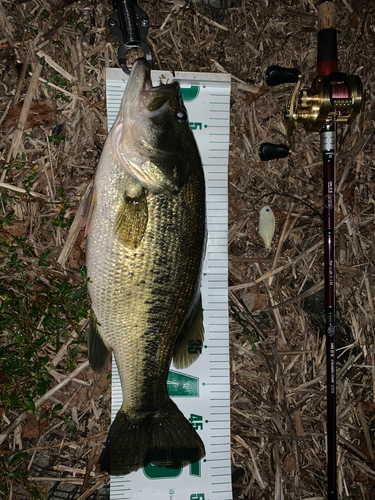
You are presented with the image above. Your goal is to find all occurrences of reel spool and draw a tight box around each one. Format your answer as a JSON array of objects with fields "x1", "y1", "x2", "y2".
[{"x1": 259, "y1": 65, "x2": 363, "y2": 161}]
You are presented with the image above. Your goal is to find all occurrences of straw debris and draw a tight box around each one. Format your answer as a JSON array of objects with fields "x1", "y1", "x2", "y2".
[{"x1": 0, "y1": 0, "x2": 374, "y2": 498}]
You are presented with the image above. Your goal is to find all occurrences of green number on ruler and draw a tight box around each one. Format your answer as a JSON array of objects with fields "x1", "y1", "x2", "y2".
[
  {"x1": 190, "y1": 494, "x2": 205, "y2": 500},
  {"x1": 180, "y1": 86, "x2": 200, "y2": 102},
  {"x1": 188, "y1": 340, "x2": 202, "y2": 355},
  {"x1": 190, "y1": 459, "x2": 201, "y2": 477},
  {"x1": 189, "y1": 414, "x2": 203, "y2": 430},
  {"x1": 190, "y1": 122, "x2": 202, "y2": 131},
  {"x1": 143, "y1": 448, "x2": 201, "y2": 479},
  {"x1": 143, "y1": 461, "x2": 181, "y2": 479},
  {"x1": 167, "y1": 371, "x2": 199, "y2": 397}
]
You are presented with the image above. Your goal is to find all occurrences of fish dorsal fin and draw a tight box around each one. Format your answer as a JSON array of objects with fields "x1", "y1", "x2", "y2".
[
  {"x1": 87, "y1": 315, "x2": 112, "y2": 373},
  {"x1": 172, "y1": 294, "x2": 204, "y2": 369},
  {"x1": 115, "y1": 190, "x2": 148, "y2": 249},
  {"x1": 82, "y1": 183, "x2": 97, "y2": 236}
]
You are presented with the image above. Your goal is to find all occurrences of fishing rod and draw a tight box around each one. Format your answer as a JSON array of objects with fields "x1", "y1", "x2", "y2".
[{"x1": 259, "y1": 1, "x2": 362, "y2": 498}]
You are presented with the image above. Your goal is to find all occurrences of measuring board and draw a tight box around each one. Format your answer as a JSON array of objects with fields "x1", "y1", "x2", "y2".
[{"x1": 106, "y1": 68, "x2": 231, "y2": 500}]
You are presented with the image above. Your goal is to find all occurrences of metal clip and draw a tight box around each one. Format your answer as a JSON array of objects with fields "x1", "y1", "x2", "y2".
[{"x1": 109, "y1": 0, "x2": 152, "y2": 74}]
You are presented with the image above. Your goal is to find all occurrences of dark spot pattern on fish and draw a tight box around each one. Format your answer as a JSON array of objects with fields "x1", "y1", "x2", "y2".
[
  {"x1": 139, "y1": 337, "x2": 163, "y2": 411},
  {"x1": 150, "y1": 287, "x2": 171, "y2": 296},
  {"x1": 144, "y1": 304, "x2": 166, "y2": 316},
  {"x1": 153, "y1": 275, "x2": 170, "y2": 285}
]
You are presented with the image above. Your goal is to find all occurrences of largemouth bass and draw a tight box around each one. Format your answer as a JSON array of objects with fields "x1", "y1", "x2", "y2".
[{"x1": 86, "y1": 58, "x2": 206, "y2": 475}]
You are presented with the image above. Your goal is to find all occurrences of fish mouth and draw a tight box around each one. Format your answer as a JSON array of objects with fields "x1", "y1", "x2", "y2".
[
  {"x1": 128, "y1": 58, "x2": 153, "y2": 94},
  {"x1": 128, "y1": 58, "x2": 180, "y2": 114}
]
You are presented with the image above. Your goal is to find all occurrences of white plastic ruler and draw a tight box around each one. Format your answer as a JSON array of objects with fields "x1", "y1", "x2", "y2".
[{"x1": 106, "y1": 68, "x2": 231, "y2": 500}]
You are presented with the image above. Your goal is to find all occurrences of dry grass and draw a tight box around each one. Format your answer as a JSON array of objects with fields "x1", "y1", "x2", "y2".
[{"x1": 0, "y1": 0, "x2": 374, "y2": 498}]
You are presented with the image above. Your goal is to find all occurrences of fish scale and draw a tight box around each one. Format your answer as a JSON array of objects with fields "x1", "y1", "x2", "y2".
[{"x1": 89, "y1": 180, "x2": 203, "y2": 406}]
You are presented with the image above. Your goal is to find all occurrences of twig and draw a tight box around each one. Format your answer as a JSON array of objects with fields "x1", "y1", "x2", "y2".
[
  {"x1": 5, "y1": 62, "x2": 43, "y2": 163},
  {"x1": 196, "y1": 11, "x2": 229, "y2": 32},
  {"x1": 78, "y1": 478, "x2": 107, "y2": 500},
  {"x1": 36, "y1": 50, "x2": 74, "y2": 82},
  {"x1": 0, "y1": 181, "x2": 51, "y2": 201}
]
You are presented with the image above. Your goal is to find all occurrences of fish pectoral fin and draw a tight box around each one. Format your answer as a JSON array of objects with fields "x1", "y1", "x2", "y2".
[
  {"x1": 87, "y1": 316, "x2": 112, "y2": 373},
  {"x1": 115, "y1": 190, "x2": 148, "y2": 249},
  {"x1": 172, "y1": 294, "x2": 204, "y2": 369}
]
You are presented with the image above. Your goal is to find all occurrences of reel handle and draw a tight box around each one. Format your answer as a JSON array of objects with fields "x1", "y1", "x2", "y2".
[
  {"x1": 265, "y1": 66, "x2": 299, "y2": 87},
  {"x1": 260, "y1": 67, "x2": 301, "y2": 160},
  {"x1": 259, "y1": 143, "x2": 289, "y2": 161}
]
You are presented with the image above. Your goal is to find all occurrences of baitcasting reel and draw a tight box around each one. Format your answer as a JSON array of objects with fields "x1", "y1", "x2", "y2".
[{"x1": 259, "y1": 66, "x2": 363, "y2": 161}]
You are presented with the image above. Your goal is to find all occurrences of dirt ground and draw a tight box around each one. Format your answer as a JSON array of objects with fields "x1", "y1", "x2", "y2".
[{"x1": 0, "y1": 0, "x2": 374, "y2": 498}]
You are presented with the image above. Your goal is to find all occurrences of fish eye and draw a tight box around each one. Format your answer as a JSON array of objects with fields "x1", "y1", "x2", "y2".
[{"x1": 176, "y1": 109, "x2": 187, "y2": 123}]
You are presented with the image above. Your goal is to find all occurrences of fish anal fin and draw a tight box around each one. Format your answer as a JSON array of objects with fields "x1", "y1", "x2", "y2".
[
  {"x1": 99, "y1": 398, "x2": 205, "y2": 475},
  {"x1": 173, "y1": 294, "x2": 204, "y2": 370},
  {"x1": 115, "y1": 190, "x2": 148, "y2": 249},
  {"x1": 87, "y1": 316, "x2": 112, "y2": 373}
]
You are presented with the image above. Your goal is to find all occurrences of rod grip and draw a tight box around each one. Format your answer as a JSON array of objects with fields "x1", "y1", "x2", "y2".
[
  {"x1": 259, "y1": 143, "x2": 289, "y2": 161},
  {"x1": 317, "y1": 1, "x2": 338, "y2": 76},
  {"x1": 265, "y1": 66, "x2": 299, "y2": 87}
]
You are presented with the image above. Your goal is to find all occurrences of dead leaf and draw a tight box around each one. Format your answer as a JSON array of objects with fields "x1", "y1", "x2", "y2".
[
  {"x1": 244, "y1": 86, "x2": 269, "y2": 104},
  {"x1": 89, "y1": 364, "x2": 112, "y2": 397},
  {"x1": 30, "y1": 283, "x2": 46, "y2": 304},
  {"x1": 67, "y1": 230, "x2": 86, "y2": 270},
  {"x1": 1, "y1": 100, "x2": 56, "y2": 129},
  {"x1": 282, "y1": 454, "x2": 296, "y2": 473},
  {"x1": 242, "y1": 290, "x2": 267, "y2": 312},
  {"x1": 22, "y1": 414, "x2": 49, "y2": 440},
  {"x1": 276, "y1": 337, "x2": 290, "y2": 352},
  {"x1": 312, "y1": 454, "x2": 326, "y2": 472},
  {"x1": 6, "y1": 220, "x2": 26, "y2": 237},
  {"x1": 353, "y1": 471, "x2": 373, "y2": 485},
  {"x1": 361, "y1": 401, "x2": 375, "y2": 413},
  {"x1": 0, "y1": 45, "x2": 15, "y2": 67},
  {"x1": 229, "y1": 196, "x2": 242, "y2": 217}
]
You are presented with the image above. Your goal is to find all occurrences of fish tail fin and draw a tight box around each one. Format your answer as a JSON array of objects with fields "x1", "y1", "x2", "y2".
[{"x1": 99, "y1": 398, "x2": 205, "y2": 475}]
